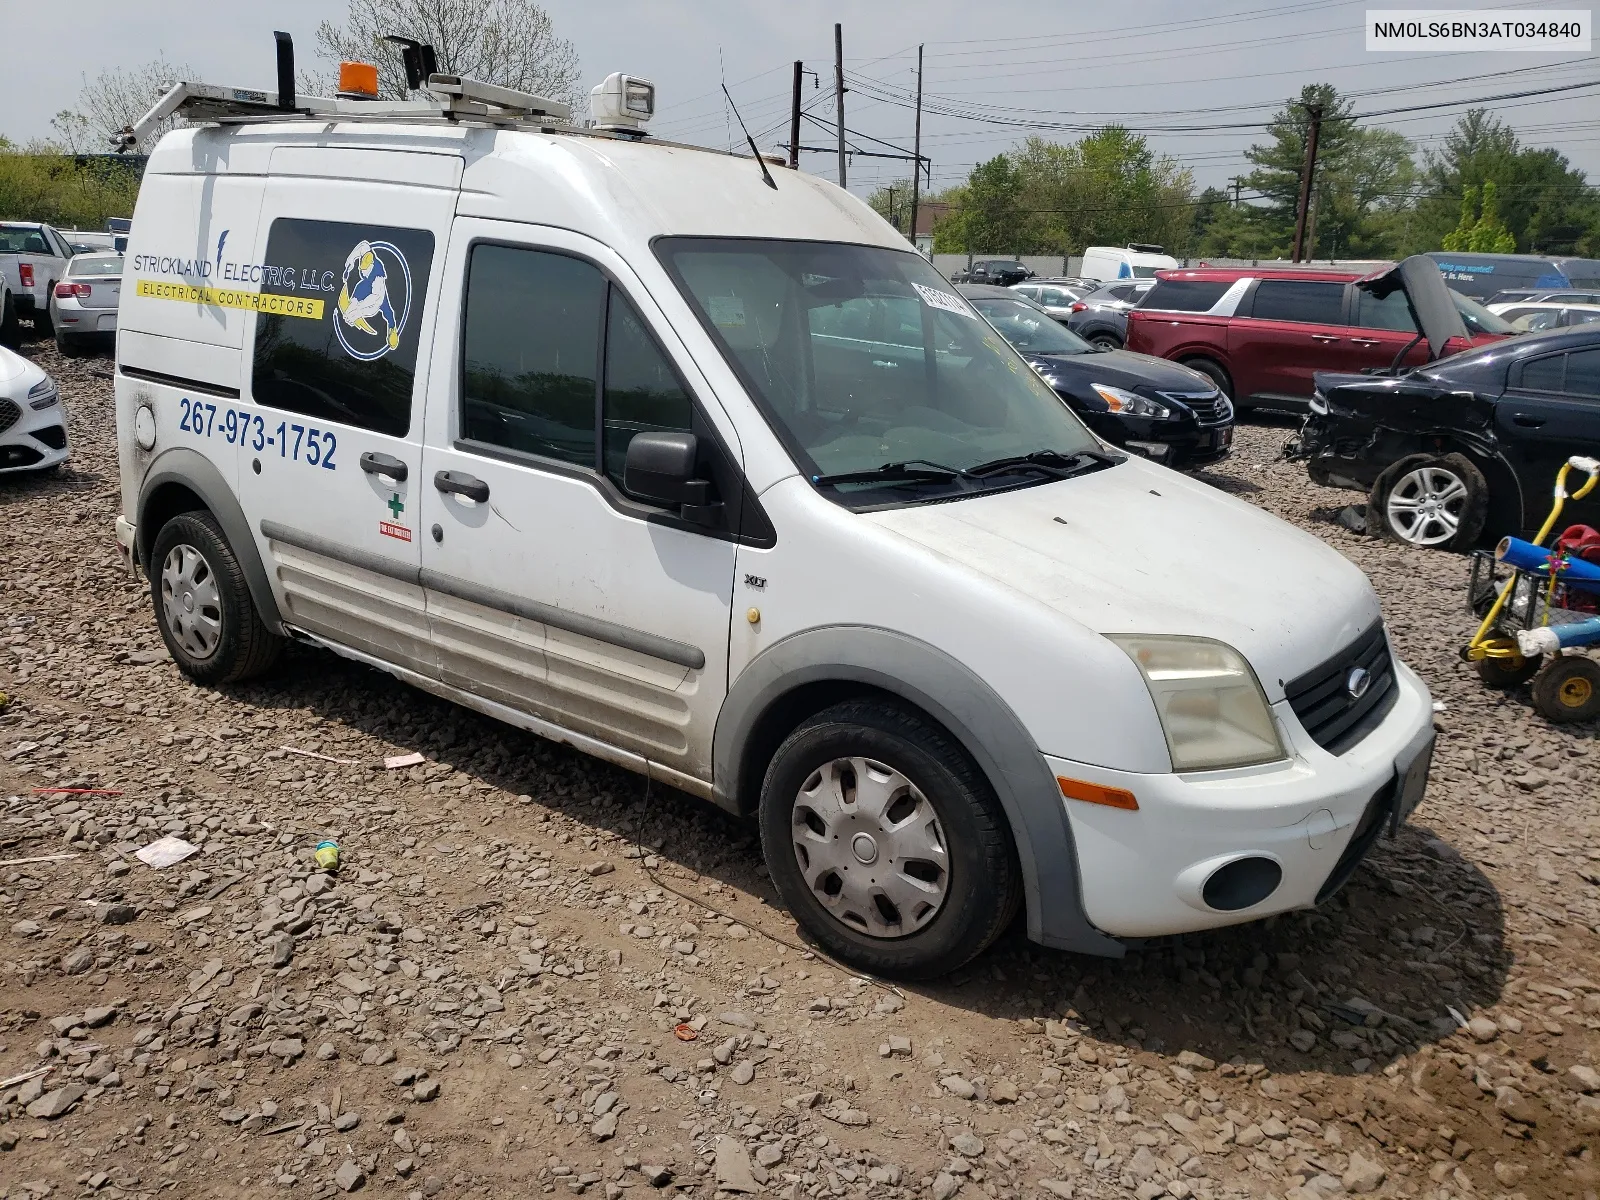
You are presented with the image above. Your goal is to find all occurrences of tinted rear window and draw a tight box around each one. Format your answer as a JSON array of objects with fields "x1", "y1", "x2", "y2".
[
  {"x1": 1141, "y1": 279, "x2": 1229, "y2": 312},
  {"x1": 1249, "y1": 280, "x2": 1345, "y2": 325}
]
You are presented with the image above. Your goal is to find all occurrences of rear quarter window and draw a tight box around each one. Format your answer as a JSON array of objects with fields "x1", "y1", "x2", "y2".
[
  {"x1": 1248, "y1": 280, "x2": 1345, "y2": 325},
  {"x1": 1140, "y1": 279, "x2": 1229, "y2": 313},
  {"x1": 250, "y1": 218, "x2": 435, "y2": 437}
]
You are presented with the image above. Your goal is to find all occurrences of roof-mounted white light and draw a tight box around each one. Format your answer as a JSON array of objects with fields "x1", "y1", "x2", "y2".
[{"x1": 590, "y1": 72, "x2": 654, "y2": 132}]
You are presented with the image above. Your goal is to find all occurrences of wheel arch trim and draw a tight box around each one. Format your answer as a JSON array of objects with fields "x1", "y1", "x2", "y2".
[
  {"x1": 714, "y1": 624, "x2": 1125, "y2": 957},
  {"x1": 136, "y1": 447, "x2": 285, "y2": 633}
]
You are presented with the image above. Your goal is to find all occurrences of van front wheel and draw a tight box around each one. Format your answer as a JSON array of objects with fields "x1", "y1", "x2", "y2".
[
  {"x1": 150, "y1": 511, "x2": 282, "y2": 685},
  {"x1": 758, "y1": 700, "x2": 1021, "y2": 980}
]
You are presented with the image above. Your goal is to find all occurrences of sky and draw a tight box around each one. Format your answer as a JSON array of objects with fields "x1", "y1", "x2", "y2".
[{"x1": 3, "y1": 0, "x2": 1597, "y2": 204}]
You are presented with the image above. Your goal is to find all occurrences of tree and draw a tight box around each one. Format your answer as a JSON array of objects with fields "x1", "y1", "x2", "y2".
[
  {"x1": 933, "y1": 155, "x2": 1027, "y2": 253},
  {"x1": 866, "y1": 179, "x2": 914, "y2": 237},
  {"x1": 315, "y1": 0, "x2": 583, "y2": 110},
  {"x1": 49, "y1": 58, "x2": 193, "y2": 152}
]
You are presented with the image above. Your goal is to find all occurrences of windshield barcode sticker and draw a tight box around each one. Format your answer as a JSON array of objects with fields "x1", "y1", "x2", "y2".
[{"x1": 913, "y1": 283, "x2": 975, "y2": 318}]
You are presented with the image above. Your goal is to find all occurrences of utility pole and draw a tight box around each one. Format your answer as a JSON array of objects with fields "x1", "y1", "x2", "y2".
[
  {"x1": 908, "y1": 44, "x2": 924, "y2": 253},
  {"x1": 1230, "y1": 176, "x2": 1242, "y2": 206},
  {"x1": 1290, "y1": 103, "x2": 1323, "y2": 263},
  {"x1": 788, "y1": 61, "x2": 803, "y2": 170},
  {"x1": 834, "y1": 23, "x2": 847, "y2": 188}
]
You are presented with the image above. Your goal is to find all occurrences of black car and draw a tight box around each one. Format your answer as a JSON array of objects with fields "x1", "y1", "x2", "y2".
[
  {"x1": 1065, "y1": 279, "x2": 1154, "y2": 350},
  {"x1": 951, "y1": 259, "x2": 1033, "y2": 287},
  {"x1": 959, "y1": 285, "x2": 1234, "y2": 469},
  {"x1": 1293, "y1": 324, "x2": 1600, "y2": 551}
]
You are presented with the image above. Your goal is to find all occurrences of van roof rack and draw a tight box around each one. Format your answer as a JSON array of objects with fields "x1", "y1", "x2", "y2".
[{"x1": 114, "y1": 31, "x2": 573, "y2": 151}]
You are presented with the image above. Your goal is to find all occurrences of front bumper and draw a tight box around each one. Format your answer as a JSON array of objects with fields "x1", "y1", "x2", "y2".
[
  {"x1": 1050, "y1": 657, "x2": 1434, "y2": 939},
  {"x1": 1086, "y1": 412, "x2": 1234, "y2": 469},
  {"x1": 0, "y1": 398, "x2": 69, "y2": 473}
]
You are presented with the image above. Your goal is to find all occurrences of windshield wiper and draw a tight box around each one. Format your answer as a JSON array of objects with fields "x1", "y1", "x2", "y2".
[
  {"x1": 810, "y1": 459, "x2": 966, "y2": 488},
  {"x1": 965, "y1": 448, "x2": 1124, "y2": 481}
]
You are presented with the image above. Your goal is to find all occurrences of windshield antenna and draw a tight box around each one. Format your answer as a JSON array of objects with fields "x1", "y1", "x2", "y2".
[{"x1": 722, "y1": 84, "x2": 778, "y2": 190}]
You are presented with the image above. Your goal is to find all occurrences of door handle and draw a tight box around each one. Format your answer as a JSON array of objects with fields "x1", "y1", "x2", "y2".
[
  {"x1": 1310, "y1": 334, "x2": 1341, "y2": 343},
  {"x1": 1511, "y1": 415, "x2": 1547, "y2": 428},
  {"x1": 434, "y1": 469, "x2": 490, "y2": 503},
  {"x1": 1349, "y1": 337, "x2": 1381, "y2": 347},
  {"x1": 360, "y1": 451, "x2": 409, "y2": 481}
]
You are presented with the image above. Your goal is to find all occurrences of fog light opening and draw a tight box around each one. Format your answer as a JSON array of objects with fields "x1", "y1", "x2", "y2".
[{"x1": 1201, "y1": 856, "x2": 1282, "y2": 912}]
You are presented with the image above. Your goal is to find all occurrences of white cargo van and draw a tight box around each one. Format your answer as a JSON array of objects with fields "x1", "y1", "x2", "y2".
[
  {"x1": 1080, "y1": 244, "x2": 1180, "y2": 283},
  {"x1": 111, "y1": 40, "x2": 1435, "y2": 979}
]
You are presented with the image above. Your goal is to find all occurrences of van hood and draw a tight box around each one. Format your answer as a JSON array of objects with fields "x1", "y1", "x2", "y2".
[{"x1": 865, "y1": 457, "x2": 1381, "y2": 699}]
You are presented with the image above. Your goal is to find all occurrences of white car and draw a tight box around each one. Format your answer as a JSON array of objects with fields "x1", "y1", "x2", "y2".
[
  {"x1": 111, "y1": 44, "x2": 1435, "y2": 979},
  {"x1": 0, "y1": 345, "x2": 69, "y2": 473},
  {"x1": 1485, "y1": 299, "x2": 1600, "y2": 333},
  {"x1": 50, "y1": 253, "x2": 123, "y2": 355},
  {"x1": 0, "y1": 222, "x2": 74, "y2": 333}
]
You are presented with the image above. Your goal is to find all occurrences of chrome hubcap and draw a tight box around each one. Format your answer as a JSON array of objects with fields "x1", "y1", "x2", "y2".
[
  {"x1": 160, "y1": 543, "x2": 222, "y2": 660},
  {"x1": 1386, "y1": 466, "x2": 1468, "y2": 546},
  {"x1": 791, "y1": 757, "x2": 948, "y2": 939}
]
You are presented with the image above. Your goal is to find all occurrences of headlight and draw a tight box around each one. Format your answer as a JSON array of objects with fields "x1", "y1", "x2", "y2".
[
  {"x1": 1108, "y1": 635, "x2": 1286, "y2": 771},
  {"x1": 27, "y1": 377, "x2": 59, "y2": 410},
  {"x1": 1091, "y1": 384, "x2": 1171, "y2": 419}
]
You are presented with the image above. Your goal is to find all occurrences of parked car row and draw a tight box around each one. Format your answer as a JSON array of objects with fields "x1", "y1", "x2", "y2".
[{"x1": 0, "y1": 222, "x2": 122, "y2": 354}]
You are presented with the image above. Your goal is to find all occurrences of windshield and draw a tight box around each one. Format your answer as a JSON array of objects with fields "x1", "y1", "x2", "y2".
[
  {"x1": 656, "y1": 238, "x2": 1101, "y2": 499},
  {"x1": 1451, "y1": 289, "x2": 1517, "y2": 336},
  {"x1": 969, "y1": 297, "x2": 1094, "y2": 354}
]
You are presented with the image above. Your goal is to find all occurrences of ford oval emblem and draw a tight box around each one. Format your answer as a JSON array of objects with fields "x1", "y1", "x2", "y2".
[{"x1": 1346, "y1": 667, "x2": 1371, "y2": 700}]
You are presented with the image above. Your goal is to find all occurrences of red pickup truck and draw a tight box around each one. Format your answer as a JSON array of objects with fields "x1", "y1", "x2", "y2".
[{"x1": 1125, "y1": 262, "x2": 1512, "y2": 412}]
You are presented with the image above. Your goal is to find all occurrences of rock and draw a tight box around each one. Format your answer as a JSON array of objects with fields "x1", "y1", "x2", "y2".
[
  {"x1": 1176, "y1": 1050, "x2": 1215, "y2": 1071},
  {"x1": 334, "y1": 1160, "x2": 366, "y2": 1192},
  {"x1": 591, "y1": 1112, "x2": 618, "y2": 1140},
  {"x1": 220, "y1": 1108, "x2": 249, "y2": 1124},
  {"x1": 335, "y1": 1112, "x2": 361, "y2": 1132},
  {"x1": 931, "y1": 1171, "x2": 960, "y2": 1200},
  {"x1": 81, "y1": 1005, "x2": 116, "y2": 1028},
  {"x1": 585, "y1": 861, "x2": 614, "y2": 877},
  {"x1": 1466, "y1": 1016, "x2": 1499, "y2": 1043},
  {"x1": 413, "y1": 1079, "x2": 440, "y2": 1102},
  {"x1": 1290, "y1": 1029, "x2": 1318, "y2": 1052},
  {"x1": 885, "y1": 1035, "x2": 912, "y2": 1058},
  {"x1": 1134, "y1": 1183, "x2": 1166, "y2": 1200},
  {"x1": 731, "y1": 1061, "x2": 755, "y2": 1085},
  {"x1": 950, "y1": 1132, "x2": 984, "y2": 1158},
  {"x1": 1261, "y1": 1117, "x2": 1290, "y2": 1140},
  {"x1": 26, "y1": 1084, "x2": 86, "y2": 1119},
  {"x1": 1129, "y1": 1147, "x2": 1160, "y2": 1181},
  {"x1": 1343, "y1": 1152, "x2": 1386, "y2": 1194},
  {"x1": 60, "y1": 947, "x2": 94, "y2": 975},
  {"x1": 988, "y1": 1078, "x2": 1018, "y2": 1103},
  {"x1": 1570, "y1": 1064, "x2": 1600, "y2": 1093},
  {"x1": 640, "y1": 1164, "x2": 672, "y2": 1187},
  {"x1": 940, "y1": 1076, "x2": 977, "y2": 1100},
  {"x1": 11, "y1": 919, "x2": 41, "y2": 937},
  {"x1": 754, "y1": 1144, "x2": 783, "y2": 1168},
  {"x1": 95, "y1": 902, "x2": 136, "y2": 925},
  {"x1": 1236, "y1": 1123, "x2": 1264, "y2": 1147},
  {"x1": 1494, "y1": 1160, "x2": 1529, "y2": 1186},
  {"x1": 713, "y1": 1136, "x2": 760, "y2": 1194},
  {"x1": 712, "y1": 1036, "x2": 737, "y2": 1065},
  {"x1": 315, "y1": 1041, "x2": 339, "y2": 1061},
  {"x1": 271, "y1": 934, "x2": 295, "y2": 968},
  {"x1": 268, "y1": 1039, "x2": 304, "y2": 1061},
  {"x1": 718, "y1": 1012, "x2": 756, "y2": 1029},
  {"x1": 1037, "y1": 1182, "x2": 1074, "y2": 1199},
  {"x1": 336, "y1": 973, "x2": 373, "y2": 996}
]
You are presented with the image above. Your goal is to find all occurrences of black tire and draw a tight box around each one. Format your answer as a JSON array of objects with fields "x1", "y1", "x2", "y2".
[
  {"x1": 149, "y1": 511, "x2": 282, "y2": 685},
  {"x1": 1180, "y1": 356, "x2": 1234, "y2": 400},
  {"x1": 0, "y1": 292, "x2": 17, "y2": 347},
  {"x1": 54, "y1": 328, "x2": 82, "y2": 357},
  {"x1": 1475, "y1": 652, "x2": 1542, "y2": 689},
  {"x1": 1089, "y1": 333, "x2": 1122, "y2": 351},
  {"x1": 1371, "y1": 452, "x2": 1488, "y2": 552},
  {"x1": 31, "y1": 304, "x2": 52, "y2": 336},
  {"x1": 758, "y1": 699, "x2": 1022, "y2": 980},
  {"x1": 1530, "y1": 656, "x2": 1600, "y2": 724}
]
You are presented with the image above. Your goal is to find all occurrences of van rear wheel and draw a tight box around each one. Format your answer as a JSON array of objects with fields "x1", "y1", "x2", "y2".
[
  {"x1": 150, "y1": 511, "x2": 282, "y2": 685},
  {"x1": 758, "y1": 699, "x2": 1021, "y2": 980}
]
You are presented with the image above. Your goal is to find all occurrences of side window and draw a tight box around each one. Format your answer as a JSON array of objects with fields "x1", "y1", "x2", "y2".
[
  {"x1": 1142, "y1": 279, "x2": 1229, "y2": 313},
  {"x1": 251, "y1": 218, "x2": 435, "y2": 437},
  {"x1": 461, "y1": 245, "x2": 605, "y2": 466},
  {"x1": 1519, "y1": 354, "x2": 1565, "y2": 392},
  {"x1": 1566, "y1": 349, "x2": 1600, "y2": 398},
  {"x1": 1250, "y1": 280, "x2": 1344, "y2": 324},
  {"x1": 1353, "y1": 289, "x2": 1418, "y2": 333},
  {"x1": 602, "y1": 292, "x2": 693, "y2": 488}
]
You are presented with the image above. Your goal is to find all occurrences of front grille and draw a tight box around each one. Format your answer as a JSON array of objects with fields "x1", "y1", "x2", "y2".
[
  {"x1": 32, "y1": 424, "x2": 66, "y2": 450},
  {"x1": 0, "y1": 397, "x2": 19, "y2": 435},
  {"x1": 1157, "y1": 389, "x2": 1232, "y2": 426},
  {"x1": 1285, "y1": 621, "x2": 1397, "y2": 754}
]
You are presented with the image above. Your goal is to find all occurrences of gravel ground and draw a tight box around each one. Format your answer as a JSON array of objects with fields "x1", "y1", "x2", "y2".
[{"x1": 2, "y1": 333, "x2": 1598, "y2": 1200}]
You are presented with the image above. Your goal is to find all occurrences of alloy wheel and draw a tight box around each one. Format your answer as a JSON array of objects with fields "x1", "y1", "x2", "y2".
[
  {"x1": 1386, "y1": 465, "x2": 1469, "y2": 547},
  {"x1": 790, "y1": 757, "x2": 949, "y2": 939}
]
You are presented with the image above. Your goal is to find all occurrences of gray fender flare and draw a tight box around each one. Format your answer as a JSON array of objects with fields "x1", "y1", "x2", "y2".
[
  {"x1": 137, "y1": 446, "x2": 285, "y2": 633},
  {"x1": 713, "y1": 625, "x2": 1123, "y2": 957}
]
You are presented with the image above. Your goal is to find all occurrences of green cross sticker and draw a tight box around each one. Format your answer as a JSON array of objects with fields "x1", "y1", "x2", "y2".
[{"x1": 387, "y1": 493, "x2": 404, "y2": 520}]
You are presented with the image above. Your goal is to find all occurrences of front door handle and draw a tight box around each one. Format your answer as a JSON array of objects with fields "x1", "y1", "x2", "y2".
[
  {"x1": 360, "y1": 451, "x2": 409, "y2": 481},
  {"x1": 434, "y1": 469, "x2": 490, "y2": 503},
  {"x1": 1511, "y1": 415, "x2": 1547, "y2": 428},
  {"x1": 1310, "y1": 333, "x2": 1341, "y2": 343}
]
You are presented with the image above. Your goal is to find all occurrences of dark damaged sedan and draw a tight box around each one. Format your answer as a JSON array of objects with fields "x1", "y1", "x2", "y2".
[
  {"x1": 1294, "y1": 323, "x2": 1600, "y2": 551},
  {"x1": 960, "y1": 285, "x2": 1235, "y2": 469}
]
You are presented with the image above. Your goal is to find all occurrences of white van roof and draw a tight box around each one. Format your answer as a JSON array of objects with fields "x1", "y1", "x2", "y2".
[{"x1": 144, "y1": 122, "x2": 900, "y2": 250}]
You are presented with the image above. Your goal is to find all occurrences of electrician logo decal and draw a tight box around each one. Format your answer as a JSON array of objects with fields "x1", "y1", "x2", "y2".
[{"x1": 336, "y1": 239, "x2": 413, "y2": 361}]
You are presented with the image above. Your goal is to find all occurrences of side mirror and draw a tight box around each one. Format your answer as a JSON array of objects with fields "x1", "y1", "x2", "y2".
[{"x1": 624, "y1": 431, "x2": 722, "y2": 526}]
